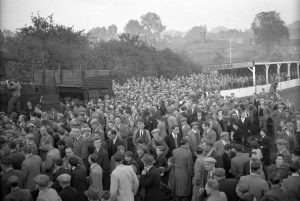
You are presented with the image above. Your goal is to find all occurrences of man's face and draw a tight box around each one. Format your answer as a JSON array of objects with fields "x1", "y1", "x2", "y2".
[
  {"x1": 276, "y1": 156, "x2": 284, "y2": 166},
  {"x1": 205, "y1": 162, "x2": 214, "y2": 171},
  {"x1": 276, "y1": 144, "x2": 284, "y2": 151},
  {"x1": 138, "y1": 123, "x2": 145, "y2": 129},
  {"x1": 173, "y1": 127, "x2": 179, "y2": 134},
  {"x1": 93, "y1": 140, "x2": 102, "y2": 149},
  {"x1": 40, "y1": 127, "x2": 47, "y2": 136},
  {"x1": 65, "y1": 148, "x2": 73, "y2": 158}
]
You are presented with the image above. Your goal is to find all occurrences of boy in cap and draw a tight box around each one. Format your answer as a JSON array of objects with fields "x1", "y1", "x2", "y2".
[
  {"x1": 33, "y1": 174, "x2": 61, "y2": 201},
  {"x1": 57, "y1": 174, "x2": 82, "y2": 201}
]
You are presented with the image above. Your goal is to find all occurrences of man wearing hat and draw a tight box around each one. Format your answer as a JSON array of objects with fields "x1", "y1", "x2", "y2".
[
  {"x1": 69, "y1": 156, "x2": 88, "y2": 194},
  {"x1": 181, "y1": 117, "x2": 191, "y2": 137},
  {"x1": 33, "y1": 174, "x2": 62, "y2": 201},
  {"x1": 187, "y1": 122, "x2": 201, "y2": 153},
  {"x1": 52, "y1": 158, "x2": 71, "y2": 191},
  {"x1": 276, "y1": 139, "x2": 292, "y2": 164},
  {"x1": 213, "y1": 132, "x2": 230, "y2": 156},
  {"x1": 88, "y1": 154, "x2": 103, "y2": 193},
  {"x1": 124, "y1": 151, "x2": 138, "y2": 173},
  {"x1": 24, "y1": 133, "x2": 38, "y2": 155},
  {"x1": 57, "y1": 174, "x2": 82, "y2": 201},
  {"x1": 140, "y1": 153, "x2": 161, "y2": 201},
  {"x1": 172, "y1": 138, "x2": 193, "y2": 201},
  {"x1": 213, "y1": 168, "x2": 239, "y2": 201},
  {"x1": 110, "y1": 152, "x2": 139, "y2": 201},
  {"x1": 205, "y1": 179, "x2": 227, "y2": 201},
  {"x1": 201, "y1": 121, "x2": 217, "y2": 145}
]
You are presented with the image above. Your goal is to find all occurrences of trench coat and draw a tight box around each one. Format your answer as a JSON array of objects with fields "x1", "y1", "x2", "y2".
[{"x1": 172, "y1": 145, "x2": 193, "y2": 197}]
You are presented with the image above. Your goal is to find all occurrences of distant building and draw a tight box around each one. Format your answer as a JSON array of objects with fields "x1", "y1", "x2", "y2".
[{"x1": 288, "y1": 21, "x2": 300, "y2": 59}]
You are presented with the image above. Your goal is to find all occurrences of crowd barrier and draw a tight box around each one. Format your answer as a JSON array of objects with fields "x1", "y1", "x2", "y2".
[{"x1": 220, "y1": 78, "x2": 300, "y2": 98}]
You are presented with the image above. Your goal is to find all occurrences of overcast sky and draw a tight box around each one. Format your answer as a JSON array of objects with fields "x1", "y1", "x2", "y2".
[{"x1": 1, "y1": 0, "x2": 299, "y2": 33}]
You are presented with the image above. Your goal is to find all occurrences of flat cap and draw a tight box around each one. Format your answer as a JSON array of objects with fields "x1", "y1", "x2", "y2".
[
  {"x1": 204, "y1": 157, "x2": 217, "y2": 164},
  {"x1": 191, "y1": 122, "x2": 199, "y2": 126},
  {"x1": 212, "y1": 168, "x2": 225, "y2": 177},
  {"x1": 151, "y1": 128, "x2": 160, "y2": 134},
  {"x1": 33, "y1": 174, "x2": 52, "y2": 187},
  {"x1": 55, "y1": 158, "x2": 63, "y2": 166},
  {"x1": 276, "y1": 139, "x2": 287, "y2": 145},
  {"x1": 180, "y1": 117, "x2": 187, "y2": 122},
  {"x1": 57, "y1": 174, "x2": 71, "y2": 182},
  {"x1": 26, "y1": 122, "x2": 35, "y2": 128},
  {"x1": 90, "y1": 118, "x2": 99, "y2": 125},
  {"x1": 220, "y1": 132, "x2": 229, "y2": 137},
  {"x1": 124, "y1": 151, "x2": 133, "y2": 157},
  {"x1": 81, "y1": 127, "x2": 91, "y2": 133},
  {"x1": 24, "y1": 134, "x2": 35, "y2": 139}
]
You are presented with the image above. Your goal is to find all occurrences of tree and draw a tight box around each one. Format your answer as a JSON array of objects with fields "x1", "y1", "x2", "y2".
[
  {"x1": 124, "y1": 19, "x2": 144, "y2": 36},
  {"x1": 0, "y1": 30, "x2": 4, "y2": 48},
  {"x1": 251, "y1": 11, "x2": 289, "y2": 52},
  {"x1": 107, "y1": 24, "x2": 118, "y2": 39},
  {"x1": 140, "y1": 12, "x2": 166, "y2": 44},
  {"x1": 88, "y1": 27, "x2": 107, "y2": 42},
  {"x1": 4, "y1": 13, "x2": 89, "y2": 81}
]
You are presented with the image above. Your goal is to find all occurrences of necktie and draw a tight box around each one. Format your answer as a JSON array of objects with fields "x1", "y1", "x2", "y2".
[{"x1": 174, "y1": 134, "x2": 178, "y2": 148}]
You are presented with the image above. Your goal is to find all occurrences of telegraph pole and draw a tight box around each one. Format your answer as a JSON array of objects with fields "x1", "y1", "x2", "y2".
[{"x1": 229, "y1": 39, "x2": 232, "y2": 63}]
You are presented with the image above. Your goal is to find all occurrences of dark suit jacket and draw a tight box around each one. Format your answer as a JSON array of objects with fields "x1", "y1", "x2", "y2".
[
  {"x1": 3, "y1": 188, "x2": 32, "y2": 201},
  {"x1": 107, "y1": 137, "x2": 124, "y2": 159},
  {"x1": 232, "y1": 128, "x2": 243, "y2": 144},
  {"x1": 71, "y1": 166, "x2": 87, "y2": 194},
  {"x1": 59, "y1": 186, "x2": 86, "y2": 201},
  {"x1": 282, "y1": 175, "x2": 300, "y2": 201},
  {"x1": 9, "y1": 151, "x2": 25, "y2": 170},
  {"x1": 164, "y1": 134, "x2": 181, "y2": 158},
  {"x1": 238, "y1": 118, "x2": 251, "y2": 138},
  {"x1": 94, "y1": 147, "x2": 110, "y2": 174},
  {"x1": 218, "y1": 178, "x2": 239, "y2": 201},
  {"x1": 260, "y1": 185, "x2": 288, "y2": 201},
  {"x1": 1, "y1": 169, "x2": 24, "y2": 200},
  {"x1": 140, "y1": 166, "x2": 161, "y2": 201},
  {"x1": 208, "y1": 149, "x2": 223, "y2": 168},
  {"x1": 259, "y1": 135, "x2": 271, "y2": 165}
]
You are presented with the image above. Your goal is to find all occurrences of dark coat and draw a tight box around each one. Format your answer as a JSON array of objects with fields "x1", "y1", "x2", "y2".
[
  {"x1": 59, "y1": 186, "x2": 86, "y2": 201},
  {"x1": 164, "y1": 133, "x2": 181, "y2": 158},
  {"x1": 259, "y1": 135, "x2": 271, "y2": 165},
  {"x1": 3, "y1": 188, "x2": 32, "y2": 201},
  {"x1": 232, "y1": 128, "x2": 244, "y2": 144},
  {"x1": 94, "y1": 147, "x2": 110, "y2": 190},
  {"x1": 260, "y1": 185, "x2": 288, "y2": 201},
  {"x1": 1, "y1": 169, "x2": 24, "y2": 200},
  {"x1": 71, "y1": 166, "x2": 88, "y2": 194},
  {"x1": 238, "y1": 118, "x2": 251, "y2": 138},
  {"x1": 218, "y1": 178, "x2": 239, "y2": 201},
  {"x1": 282, "y1": 175, "x2": 300, "y2": 201},
  {"x1": 9, "y1": 151, "x2": 25, "y2": 170},
  {"x1": 140, "y1": 166, "x2": 162, "y2": 201},
  {"x1": 222, "y1": 152, "x2": 233, "y2": 178},
  {"x1": 207, "y1": 149, "x2": 223, "y2": 168},
  {"x1": 107, "y1": 137, "x2": 124, "y2": 159}
]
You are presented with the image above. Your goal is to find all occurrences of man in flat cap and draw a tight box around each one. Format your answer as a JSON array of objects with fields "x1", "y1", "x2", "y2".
[
  {"x1": 180, "y1": 117, "x2": 191, "y2": 137},
  {"x1": 213, "y1": 168, "x2": 239, "y2": 201},
  {"x1": 276, "y1": 139, "x2": 292, "y2": 164},
  {"x1": 69, "y1": 156, "x2": 88, "y2": 194},
  {"x1": 57, "y1": 174, "x2": 82, "y2": 201},
  {"x1": 33, "y1": 174, "x2": 62, "y2": 201},
  {"x1": 213, "y1": 132, "x2": 230, "y2": 156},
  {"x1": 188, "y1": 122, "x2": 201, "y2": 153}
]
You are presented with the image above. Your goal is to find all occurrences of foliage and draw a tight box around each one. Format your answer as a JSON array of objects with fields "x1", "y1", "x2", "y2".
[
  {"x1": 251, "y1": 11, "x2": 289, "y2": 51},
  {"x1": 124, "y1": 20, "x2": 144, "y2": 36},
  {"x1": 141, "y1": 12, "x2": 166, "y2": 44},
  {"x1": 184, "y1": 26, "x2": 207, "y2": 43}
]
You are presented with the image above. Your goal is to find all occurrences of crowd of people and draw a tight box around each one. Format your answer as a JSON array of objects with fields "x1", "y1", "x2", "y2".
[{"x1": 0, "y1": 74, "x2": 300, "y2": 201}]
